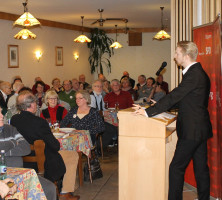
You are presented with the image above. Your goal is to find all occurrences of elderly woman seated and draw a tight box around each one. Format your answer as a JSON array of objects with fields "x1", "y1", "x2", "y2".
[
  {"x1": 40, "y1": 89, "x2": 68, "y2": 124},
  {"x1": 121, "y1": 77, "x2": 138, "y2": 101},
  {"x1": 60, "y1": 90, "x2": 105, "y2": 145}
]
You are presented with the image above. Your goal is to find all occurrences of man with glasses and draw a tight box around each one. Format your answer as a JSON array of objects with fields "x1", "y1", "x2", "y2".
[{"x1": 59, "y1": 80, "x2": 76, "y2": 109}]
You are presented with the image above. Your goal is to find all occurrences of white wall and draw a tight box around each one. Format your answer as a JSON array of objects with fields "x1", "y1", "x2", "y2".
[
  {"x1": 0, "y1": 19, "x2": 92, "y2": 88},
  {"x1": 0, "y1": 19, "x2": 171, "y2": 90}
]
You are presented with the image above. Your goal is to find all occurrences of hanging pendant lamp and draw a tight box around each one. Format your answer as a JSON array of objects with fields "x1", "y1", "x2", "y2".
[
  {"x1": 153, "y1": 7, "x2": 171, "y2": 41},
  {"x1": 110, "y1": 25, "x2": 123, "y2": 49},
  {"x1": 13, "y1": 0, "x2": 40, "y2": 27},
  {"x1": 14, "y1": 28, "x2": 36, "y2": 40},
  {"x1": 74, "y1": 16, "x2": 91, "y2": 43}
]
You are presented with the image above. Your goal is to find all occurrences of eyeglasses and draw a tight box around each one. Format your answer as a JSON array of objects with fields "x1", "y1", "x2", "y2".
[
  {"x1": 94, "y1": 85, "x2": 102, "y2": 88},
  {"x1": 76, "y1": 97, "x2": 84, "y2": 100},
  {"x1": 48, "y1": 98, "x2": 57, "y2": 101}
]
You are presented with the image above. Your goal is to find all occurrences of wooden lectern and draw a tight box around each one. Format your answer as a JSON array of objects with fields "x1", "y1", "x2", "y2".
[{"x1": 118, "y1": 109, "x2": 177, "y2": 200}]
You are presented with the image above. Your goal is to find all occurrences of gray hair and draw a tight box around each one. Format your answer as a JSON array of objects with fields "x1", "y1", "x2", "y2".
[
  {"x1": 0, "y1": 82, "x2": 11, "y2": 90},
  {"x1": 92, "y1": 79, "x2": 103, "y2": 87},
  {"x1": 76, "y1": 90, "x2": 91, "y2": 105},
  {"x1": 110, "y1": 79, "x2": 120, "y2": 86},
  {"x1": 17, "y1": 91, "x2": 36, "y2": 111}
]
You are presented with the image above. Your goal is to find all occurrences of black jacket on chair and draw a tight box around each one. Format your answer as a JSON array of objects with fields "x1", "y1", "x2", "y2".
[
  {"x1": 11, "y1": 111, "x2": 66, "y2": 182},
  {"x1": 146, "y1": 62, "x2": 212, "y2": 141},
  {"x1": 0, "y1": 91, "x2": 8, "y2": 115}
]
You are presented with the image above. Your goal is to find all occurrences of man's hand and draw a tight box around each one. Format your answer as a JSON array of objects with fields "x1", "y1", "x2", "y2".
[
  {"x1": 0, "y1": 178, "x2": 17, "y2": 198},
  {"x1": 132, "y1": 104, "x2": 147, "y2": 117}
]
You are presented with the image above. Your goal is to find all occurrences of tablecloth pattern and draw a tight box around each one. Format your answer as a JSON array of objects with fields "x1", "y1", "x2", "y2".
[
  {"x1": 6, "y1": 167, "x2": 46, "y2": 200},
  {"x1": 103, "y1": 110, "x2": 118, "y2": 126},
  {"x1": 57, "y1": 130, "x2": 93, "y2": 156}
]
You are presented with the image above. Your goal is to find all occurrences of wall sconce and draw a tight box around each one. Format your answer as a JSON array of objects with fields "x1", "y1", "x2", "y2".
[
  {"x1": 74, "y1": 53, "x2": 79, "y2": 62},
  {"x1": 35, "y1": 50, "x2": 42, "y2": 62}
]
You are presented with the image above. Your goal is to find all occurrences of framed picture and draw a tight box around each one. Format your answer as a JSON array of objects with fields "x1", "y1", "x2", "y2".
[
  {"x1": 55, "y1": 46, "x2": 63, "y2": 66},
  {"x1": 8, "y1": 45, "x2": 19, "y2": 68}
]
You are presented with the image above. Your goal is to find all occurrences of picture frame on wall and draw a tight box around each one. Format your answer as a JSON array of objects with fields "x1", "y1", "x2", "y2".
[
  {"x1": 8, "y1": 45, "x2": 19, "y2": 68},
  {"x1": 55, "y1": 46, "x2": 63, "y2": 66}
]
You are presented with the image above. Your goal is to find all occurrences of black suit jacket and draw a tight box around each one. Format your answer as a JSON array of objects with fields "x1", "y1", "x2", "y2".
[
  {"x1": 11, "y1": 111, "x2": 66, "y2": 182},
  {"x1": 0, "y1": 91, "x2": 8, "y2": 115},
  {"x1": 146, "y1": 62, "x2": 212, "y2": 141}
]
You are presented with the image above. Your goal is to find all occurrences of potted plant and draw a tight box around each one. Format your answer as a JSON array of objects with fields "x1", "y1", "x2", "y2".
[{"x1": 87, "y1": 28, "x2": 114, "y2": 74}]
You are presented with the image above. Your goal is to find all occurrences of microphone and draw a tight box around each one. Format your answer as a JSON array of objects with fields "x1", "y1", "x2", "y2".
[{"x1": 155, "y1": 62, "x2": 167, "y2": 76}]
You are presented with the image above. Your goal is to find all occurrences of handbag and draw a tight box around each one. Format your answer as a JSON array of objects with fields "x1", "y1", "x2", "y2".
[{"x1": 84, "y1": 157, "x2": 103, "y2": 182}]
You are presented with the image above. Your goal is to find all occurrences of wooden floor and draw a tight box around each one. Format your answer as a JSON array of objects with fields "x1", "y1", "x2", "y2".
[{"x1": 73, "y1": 149, "x2": 216, "y2": 200}]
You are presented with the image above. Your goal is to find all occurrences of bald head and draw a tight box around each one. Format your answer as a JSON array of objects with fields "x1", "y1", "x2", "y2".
[{"x1": 0, "y1": 82, "x2": 12, "y2": 95}]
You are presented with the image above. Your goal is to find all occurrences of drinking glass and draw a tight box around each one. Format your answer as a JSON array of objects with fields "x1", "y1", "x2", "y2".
[
  {"x1": 104, "y1": 101, "x2": 109, "y2": 109},
  {"x1": 115, "y1": 102, "x2": 119, "y2": 111}
]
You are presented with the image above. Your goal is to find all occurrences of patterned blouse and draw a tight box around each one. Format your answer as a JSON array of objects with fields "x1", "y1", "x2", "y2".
[{"x1": 60, "y1": 106, "x2": 105, "y2": 136}]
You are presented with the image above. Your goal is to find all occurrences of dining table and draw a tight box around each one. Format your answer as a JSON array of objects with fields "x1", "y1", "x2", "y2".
[
  {"x1": 103, "y1": 109, "x2": 118, "y2": 126},
  {"x1": 6, "y1": 167, "x2": 47, "y2": 200},
  {"x1": 54, "y1": 129, "x2": 93, "y2": 187}
]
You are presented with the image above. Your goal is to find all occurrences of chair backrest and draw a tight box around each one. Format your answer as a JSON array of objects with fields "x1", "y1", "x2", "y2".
[{"x1": 22, "y1": 140, "x2": 45, "y2": 175}]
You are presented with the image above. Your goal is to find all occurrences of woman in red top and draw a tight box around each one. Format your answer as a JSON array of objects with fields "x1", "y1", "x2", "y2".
[{"x1": 40, "y1": 89, "x2": 68, "y2": 124}]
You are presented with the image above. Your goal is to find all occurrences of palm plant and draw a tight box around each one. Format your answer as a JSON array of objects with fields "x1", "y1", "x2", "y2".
[{"x1": 87, "y1": 28, "x2": 114, "y2": 74}]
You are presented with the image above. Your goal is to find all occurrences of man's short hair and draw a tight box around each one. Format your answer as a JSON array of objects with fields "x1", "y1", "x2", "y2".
[
  {"x1": 139, "y1": 75, "x2": 146, "y2": 81},
  {"x1": 51, "y1": 78, "x2": 60, "y2": 85},
  {"x1": 63, "y1": 80, "x2": 72, "y2": 85},
  {"x1": 17, "y1": 91, "x2": 36, "y2": 111},
  {"x1": 92, "y1": 80, "x2": 103, "y2": 87},
  {"x1": 177, "y1": 41, "x2": 198, "y2": 61},
  {"x1": 111, "y1": 79, "x2": 120, "y2": 86},
  {"x1": 0, "y1": 82, "x2": 11, "y2": 91}
]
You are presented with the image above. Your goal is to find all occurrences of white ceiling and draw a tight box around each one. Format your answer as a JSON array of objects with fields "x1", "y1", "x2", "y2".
[{"x1": 0, "y1": 0, "x2": 170, "y2": 29}]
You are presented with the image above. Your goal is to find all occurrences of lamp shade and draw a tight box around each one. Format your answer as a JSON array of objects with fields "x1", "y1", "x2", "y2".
[
  {"x1": 14, "y1": 29, "x2": 36, "y2": 40},
  {"x1": 110, "y1": 41, "x2": 123, "y2": 49},
  {"x1": 13, "y1": 12, "x2": 41, "y2": 27},
  {"x1": 153, "y1": 30, "x2": 171, "y2": 40},
  {"x1": 74, "y1": 35, "x2": 91, "y2": 43}
]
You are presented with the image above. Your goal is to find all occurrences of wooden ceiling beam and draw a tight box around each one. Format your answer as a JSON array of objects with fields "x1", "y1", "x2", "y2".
[{"x1": 0, "y1": 11, "x2": 170, "y2": 33}]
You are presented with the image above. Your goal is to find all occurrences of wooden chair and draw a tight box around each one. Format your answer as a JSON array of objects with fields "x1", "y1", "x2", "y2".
[
  {"x1": 96, "y1": 132, "x2": 104, "y2": 159},
  {"x1": 23, "y1": 140, "x2": 45, "y2": 175}
]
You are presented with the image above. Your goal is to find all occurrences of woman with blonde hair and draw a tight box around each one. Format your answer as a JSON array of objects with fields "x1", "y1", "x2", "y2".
[
  {"x1": 60, "y1": 90, "x2": 105, "y2": 145},
  {"x1": 40, "y1": 89, "x2": 68, "y2": 124}
]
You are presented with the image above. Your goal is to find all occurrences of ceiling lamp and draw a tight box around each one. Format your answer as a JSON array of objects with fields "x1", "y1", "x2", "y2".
[
  {"x1": 153, "y1": 7, "x2": 171, "y2": 41},
  {"x1": 14, "y1": 29, "x2": 36, "y2": 40},
  {"x1": 110, "y1": 25, "x2": 123, "y2": 49},
  {"x1": 74, "y1": 16, "x2": 91, "y2": 43},
  {"x1": 13, "y1": 0, "x2": 40, "y2": 27}
]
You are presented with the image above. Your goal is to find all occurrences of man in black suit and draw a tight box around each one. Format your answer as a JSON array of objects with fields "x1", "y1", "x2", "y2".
[
  {"x1": 133, "y1": 41, "x2": 212, "y2": 200},
  {"x1": 0, "y1": 81, "x2": 12, "y2": 115}
]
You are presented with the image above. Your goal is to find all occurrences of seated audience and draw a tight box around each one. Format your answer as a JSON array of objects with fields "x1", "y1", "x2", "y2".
[
  {"x1": 120, "y1": 71, "x2": 135, "y2": 88},
  {"x1": 51, "y1": 78, "x2": 63, "y2": 94},
  {"x1": 59, "y1": 80, "x2": 76, "y2": 109},
  {"x1": 104, "y1": 79, "x2": 133, "y2": 109},
  {"x1": 157, "y1": 74, "x2": 169, "y2": 94},
  {"x1": 72, "y1": 78, "x2": 80, "y2": 92},
  {"x1": 7, "y1": 82, "x2": 24, "y2": 115},
  {"x1": 135, "y1": 75, "x2": 146, "y2": 91},
  {"x1": 79, "y1": 74, "x2": 90, "y2": 89},
  {"x1": 10, "y1": 91, "x2": 66, "y2": 194},
  {"x1": 0, "y1": 179, "x2": 17, "y2": 199},
  {"x1": 121, "y1": 77, "x2": 138, "y2": 100},
  {"x1": 0, "y1": 82, "x2": 12, "y2": 115},
  {"x1": 138, "y1": 77, "x2": 155, "y2": 101},
  {"x1": 90, "y1": 80, "x2": 105, "y2": 111},
  {"x1": 40, "y1": 89, "x2": 68, "y2": 124},
  {"x1": 32, "y1": 77, "x2": 50, "y2": 94},
  {"x1": 103, "y1": 80, "x2": 111, "y2": 94},
  {"x1": 0, "y1": 107, "x2": 57, "y2": 200},
  {"x1": 152, "y1": 82, "x2": 166, "y2": 102},
  {"x1": 11, "y1": 76, "x2": 22, "y2": 95},
  {"x1": 35, "y1": 81, "x2": 46, "y2": 108},
  {"x1": 60, "y1": 90, "x2": 105, "y2": 145}
]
